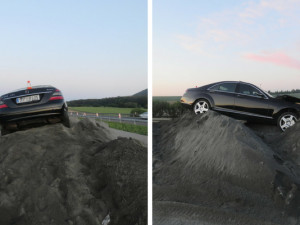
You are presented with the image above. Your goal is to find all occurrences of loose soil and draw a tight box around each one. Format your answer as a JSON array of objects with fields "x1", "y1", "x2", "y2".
[
  {"x1": 153, "y1": 111, "x2": 300, "y2": 225},
  {"x1": 0, "y1": 118, "x2": 147, "y2": 225}
]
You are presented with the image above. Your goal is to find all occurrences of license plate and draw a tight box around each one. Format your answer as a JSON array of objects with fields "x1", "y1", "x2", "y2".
[{"x1": 16, "y1": 95, "x2": 40, "y2": 104}]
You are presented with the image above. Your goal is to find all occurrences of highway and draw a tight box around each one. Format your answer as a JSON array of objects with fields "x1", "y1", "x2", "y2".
[{"x1": 69, "y1": 111, "x2": 147, "y2": 126}]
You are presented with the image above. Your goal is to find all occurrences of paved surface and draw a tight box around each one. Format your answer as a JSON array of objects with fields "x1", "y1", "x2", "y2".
[
  {"x1": 69, "y1": 112, "x2": 147, "y2": 126},
  {"x1": 109, "y1": 127, "x2": 147, "y2": 147},
  {"x1": 71, "y1": 117, "x2": 147, "y2": 147}
]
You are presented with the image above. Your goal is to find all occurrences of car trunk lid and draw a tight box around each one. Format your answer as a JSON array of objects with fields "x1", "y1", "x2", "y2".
[{"x1": 1, "y1": 87, "x2": 56, "y2": 109}]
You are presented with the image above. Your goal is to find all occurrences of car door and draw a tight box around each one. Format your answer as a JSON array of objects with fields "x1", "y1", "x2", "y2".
[
  {"x1": 234, "y1": 83, "x2": 272, "y2": 118},
  {"x1": 208, "y1": 82, "x2": 238, "y2": 111}
]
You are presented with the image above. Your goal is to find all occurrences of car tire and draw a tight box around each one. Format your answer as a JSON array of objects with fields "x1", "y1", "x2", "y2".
[
  {"x1": 193, "y1": 99, "x2": 210, "y2": 115},
  {"x1": 61, "y1": 108, "x2": 71, "y2": 128},
  {"x1": 277, "y1": 112, "x2": 297, "y2": 132}
]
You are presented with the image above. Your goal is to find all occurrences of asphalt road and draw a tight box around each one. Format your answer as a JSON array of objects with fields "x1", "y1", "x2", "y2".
[{"x1": 69, "y1": 112, "x2": 147, "y2": 126}]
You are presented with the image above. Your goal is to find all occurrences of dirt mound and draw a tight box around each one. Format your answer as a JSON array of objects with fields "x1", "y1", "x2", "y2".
[
  {"x1": 246, "y1": 121, "x2": 300, "y2": 176},
  {"x1": 153, "y1": 111, "x2": 300, "y2": 225},
  {"x1": 0, "y1": 119, "x2": 147, "y2": 225},
  {"x1": 274, "y1": 123, "x2": 300, "y2": 166}
]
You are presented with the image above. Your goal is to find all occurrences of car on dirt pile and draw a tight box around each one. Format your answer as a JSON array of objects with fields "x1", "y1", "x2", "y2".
[
  {"x1": 181, "y1": 81, "x2": 300, "y2": 131},
  {"x1": 0, "y1": 85, "x2": 70, "y2": 135}
]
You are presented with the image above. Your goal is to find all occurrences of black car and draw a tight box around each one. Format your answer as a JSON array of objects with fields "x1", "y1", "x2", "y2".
[
  {"x1": 0, "y1": 85, "x2": 70, "y2": 135},
  {"x1": 181, "y1": 81, "x2": 300, "y2": 131}
]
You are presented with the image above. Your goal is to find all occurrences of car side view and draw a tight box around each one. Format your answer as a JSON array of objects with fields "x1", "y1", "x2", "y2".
[
  {"x1": 180, "y1": 81, "x2": 300, "y2": 131},
  {"x1": 0, "y1": 84, "x2": 70, "y2": 135}
]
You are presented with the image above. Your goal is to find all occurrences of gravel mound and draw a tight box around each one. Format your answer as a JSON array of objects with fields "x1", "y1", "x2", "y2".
[
  {"x1": 0, "y1": 119, "x2": 147, "y2": 225},
  {"x1": 274, "y1": 122, "x2": 300, "y2": 165},
  {"x1": 153, "y1": 111, "x2": 300, "y2": 225}
]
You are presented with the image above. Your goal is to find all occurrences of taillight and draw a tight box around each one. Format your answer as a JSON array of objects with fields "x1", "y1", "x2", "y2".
[
  {"x1": 52, "y1": 89, "x2": 62, "y2": 96},
  {"x1": 50, "y1": 96, "x2": 64, "y2": 101},
  {"x1": 50, "y1": 89, "x2": 64, "y2": 101},
  {"x1": 0, "y1": 100, "x2": 8, "y2": 109},
  {"x1": 0, "y1": 104, "x2": 8, "y2": 109}
]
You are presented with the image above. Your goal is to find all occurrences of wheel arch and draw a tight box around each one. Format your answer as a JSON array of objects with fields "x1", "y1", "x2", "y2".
[
  {"x1": 275, "y1": 108, "x2": 299, "y2": 120},
  {"x1": 192, "y1": 95, "x2": 214, "y2": 109}
]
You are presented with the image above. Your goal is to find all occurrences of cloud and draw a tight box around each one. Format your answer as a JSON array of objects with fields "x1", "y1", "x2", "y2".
[
  {"x1": 244, "y1": 51, "x2": 300, "y2": 70},
  {"x1": 239, "y1": 0, "x2": 300, "y2": 19},
  {"x1": 176, "y1": 0, "x2": 300, "y2": 55},
  {"x1": 176, "y1": 35, "x2": 205, "y2": 54}
]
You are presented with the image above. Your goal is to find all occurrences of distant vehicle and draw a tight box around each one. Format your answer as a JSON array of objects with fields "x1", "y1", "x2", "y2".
[
  {"x1": 181, "y1": 81, "x2": 300, "y2": 131},
  {"x1": 139, "y1": 112, "x2": 148, "y2": 120},
  {"x1": 0, "y1": 85, "x2": 70, "y2": 135}
]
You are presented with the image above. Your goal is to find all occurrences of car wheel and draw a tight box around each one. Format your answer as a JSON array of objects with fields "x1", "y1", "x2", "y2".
[
  {"x1": 193, "y1": 99, "x2": 210, "y2": 114},
  {"x1": 277, "y1": 112, "x2": 297, "y2": 132},
  {"x1": 61, "y1": 108, "x2": 71, "y2": 128}
]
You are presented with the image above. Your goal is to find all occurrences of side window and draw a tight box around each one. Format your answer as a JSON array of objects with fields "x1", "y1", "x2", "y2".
[
  {"x1": 210, "y1": 84, "x2": 220, "y2": 91},
  {"x1": 216, "y1": 83, "x2": 237, "y2": 93},
  {"x1": 239, "y1": 84, "x2": 263, "y2": 97},
  {"x1": 210, "y1": 83, "x2": 237, "y2": 92}
]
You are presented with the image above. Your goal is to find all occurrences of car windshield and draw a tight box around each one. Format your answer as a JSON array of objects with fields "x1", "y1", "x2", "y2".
[
  {"x1": 10, "y1": 85, "x2": 54, "y2": 93},
  {"x1": 263, "y1": 90, "x2": 274, "y2": 98}
]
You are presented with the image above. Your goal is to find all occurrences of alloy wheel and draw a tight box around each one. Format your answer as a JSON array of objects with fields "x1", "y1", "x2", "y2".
[
  {"x1": 279, "y1": 114, "x2": 297, "y2": 131},
  {"x1": 194, "y1": 100, "x2": 209, "y2": 114}
]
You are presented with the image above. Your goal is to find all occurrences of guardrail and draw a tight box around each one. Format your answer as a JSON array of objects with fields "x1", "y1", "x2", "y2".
[{"x1": 69, "y1": 111, "x2": 147, "y2": 126}]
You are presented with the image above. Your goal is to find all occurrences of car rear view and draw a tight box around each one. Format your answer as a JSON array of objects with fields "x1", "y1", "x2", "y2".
[{"x1": 0, "y1": 84, "x2": 70, "y2": 135}]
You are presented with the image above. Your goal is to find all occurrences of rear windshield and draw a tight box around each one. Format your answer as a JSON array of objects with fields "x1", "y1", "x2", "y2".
[{"x1": 10, "y1": 85, "x2": 54, "y2": 92}]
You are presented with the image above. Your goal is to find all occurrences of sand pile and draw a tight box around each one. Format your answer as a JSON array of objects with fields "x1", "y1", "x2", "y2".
[
  {"x1": 0, "y1": 119, "x2": 147, "y2": 225},
  {"x1": 273, "y1": 123, "x2": 300, "y2": 166},
  {"x1": 153, "y1": 111, "x2": 300, "y2": 225}
]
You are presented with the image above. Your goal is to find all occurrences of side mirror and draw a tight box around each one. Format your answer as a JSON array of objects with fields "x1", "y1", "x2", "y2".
[{"x1": 256, "y1": 93, "x2": 265, "y2": 98}]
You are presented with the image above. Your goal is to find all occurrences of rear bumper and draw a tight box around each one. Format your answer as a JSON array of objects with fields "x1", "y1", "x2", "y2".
[
  {"x1": 0, "y1": 101, "x2": 66, "y2": 124},
  {"x1": 180, "y1": 96, "x2": 193, "y2": 109},
  {"x1": 181, "y1": 102, "x2": 193, "y2": 110},
  {"x1": 180, "y1": 94, "x2": 195, "y2": 105}
]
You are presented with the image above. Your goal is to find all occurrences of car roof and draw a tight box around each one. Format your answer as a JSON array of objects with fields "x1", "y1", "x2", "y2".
[{"x1": 207, "y1": 81, "x2": 255, "y2": 86}]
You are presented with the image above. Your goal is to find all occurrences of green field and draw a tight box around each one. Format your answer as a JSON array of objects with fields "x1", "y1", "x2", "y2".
[
  {"x1": 290, "y1": 93, "x2": 300, "y2": 98},
  {"x1": 70, "y1": 107, "x2": 139, "y2": 114},
  {"x1": 271, "y1": 93, "x2": 300, "y2": 98},
  {"x1": 153, "y1": 96, "x2": 181, "y2": 103},
  {"x1": 104, "y1": 121, "x2": 147, "y2": 135}
]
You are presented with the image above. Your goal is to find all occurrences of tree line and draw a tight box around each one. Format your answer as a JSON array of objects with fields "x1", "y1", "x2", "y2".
[
  {"x1": 153, "y1": 101, "x2": 186, "y2": 118},
  {"x1": 269, "y1": 89, "x2": 300, "y2": 95},
  {"x1": 68, "y1": 96, "x2": 147, "y2": 109}
]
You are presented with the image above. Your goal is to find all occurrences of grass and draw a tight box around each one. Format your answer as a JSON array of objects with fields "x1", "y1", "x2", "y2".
[
  {"x1": 104, "y1": 121, "x2": 147, "y2": 135},
  {"x1": 290, "y1": 93, "x2": 300, "y2": 98},
  {"x1": 271, "y1": 93, "x2": 300, "y2": 98},
  {"x1": 70, "y1": 107, "x2": 137, "y2": 114}
]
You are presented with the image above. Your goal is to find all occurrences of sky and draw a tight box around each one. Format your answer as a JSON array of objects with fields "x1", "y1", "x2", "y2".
[
  {"x1": 153, "y1": 0, "x2": 300, "y2": 96},
  {"x1": 0, "y1": 1, "x2": 147, "y2": 100}
]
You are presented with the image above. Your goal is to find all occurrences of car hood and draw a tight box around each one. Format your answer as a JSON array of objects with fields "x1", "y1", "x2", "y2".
[{"x1": 275, "y1": 95, "x2": 300, "y2": 104}]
